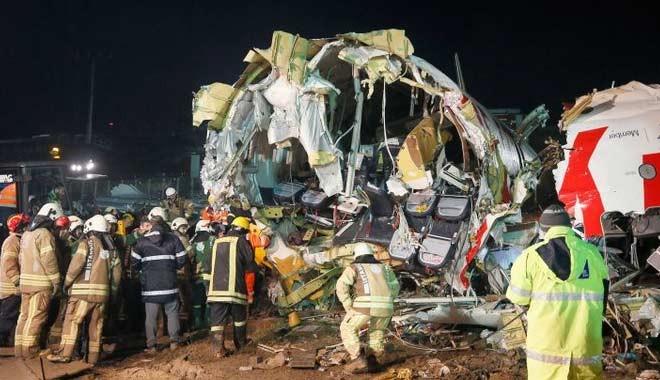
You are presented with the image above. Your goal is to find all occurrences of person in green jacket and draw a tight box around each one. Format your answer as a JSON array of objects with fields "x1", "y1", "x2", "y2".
[{"x1": 507, "y1": 205, "x2": 609, "y2": 380}]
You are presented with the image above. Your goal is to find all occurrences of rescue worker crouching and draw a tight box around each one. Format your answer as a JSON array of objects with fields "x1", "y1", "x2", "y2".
[
  {"x1": 0, "y1": 214, "x2": 30, "y2": 347},
  {"x1": 336, "y1": 243, "x2": 400, "y2": 374},
  {"x1": 15, "y1": 203, "x2": 63, "y2": 358},
  {"x1": 207, "y1": 216, "x2": 255, "y2": 357},
  {"x1": 131, "y1": 207, "x2": 187, "y2": 353},
  {"x1": 47, "y1": 215, "x2": 114, "y2": 364},
  {"x1": 506, "y1": 204, "x2": 609, "y2": 380}
]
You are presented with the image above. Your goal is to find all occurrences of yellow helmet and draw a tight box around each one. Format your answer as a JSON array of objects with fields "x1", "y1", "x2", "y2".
[{"x1": 231, "y1": 216, "x2": 250, "y2": 230}]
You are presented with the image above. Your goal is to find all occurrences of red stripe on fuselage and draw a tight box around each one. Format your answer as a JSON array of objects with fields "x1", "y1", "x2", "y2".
[
  {"x1": 558, "y1": 127, "x2": 607, "y2": 237},
  {"x1": 643, "y1": 153, "x2": 660, "y2": 209}
]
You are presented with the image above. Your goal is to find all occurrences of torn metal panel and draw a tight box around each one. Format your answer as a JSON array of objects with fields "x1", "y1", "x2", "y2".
[{"x1": 396, "y1": 118, "x2": 438, "y2": 189}]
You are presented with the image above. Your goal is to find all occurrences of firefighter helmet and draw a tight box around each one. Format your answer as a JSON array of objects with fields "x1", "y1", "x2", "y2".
[
  {"x1": 171, "y1": 217, "x2": 188, "y2": 231},
  {"x1": 84, "y1": 215, "x2": 109, "y2": 234},
  {"x1": 195, "y1": 219, "x2": 212, "y2": 233},
  {"x1": 354, "y1": 242, "x2": 373, "y2": 258},
  {"x1": 6, "y1": 214, "x2": 30, "y2": 233},
  {"x1": 165, "y1": 187, "x2": 177, "y2": 198},
  {"x1": 231, "y1": 216, "x2": 250, "y2": 230},
  {"x1": 103, "y1": 213, "x2": 118, "y2": 224},
  {"x1": 68, "y1": 215, "x2": 83, "y2": 232},
  {"x1": 148, "y1": 207, "x2": 167, "y2": 221},
  {"x1": 54, "y1": 215, "x2": 71, "y2": 230},
  {"x1": 38, "y1": 202, "x2": 64, "y2": 220}
]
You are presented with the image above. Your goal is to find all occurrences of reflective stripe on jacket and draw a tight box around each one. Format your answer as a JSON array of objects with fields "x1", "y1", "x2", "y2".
[
  {"x1": 18, "y1": 228, "x2": 59, "y2": 293},
  {"x1": 506, "y1": 226, "x2": 608, "y2": 380},
  {"x1": 336, "y1": 262, "x2": 400, "y2": 318},
  {"x1": 208, "y1": 233, "x2": 254, "y2": 305},
  {"x1": 65, "y1": 235, "x2": 111, "y2": 304},
  {"x1": 0, "y1": 233, "x2": 21, "y2": 297}
]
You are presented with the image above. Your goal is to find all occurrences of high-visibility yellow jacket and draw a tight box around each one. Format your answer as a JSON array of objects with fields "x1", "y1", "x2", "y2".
[
  {"x1": 336, "y1": 257, "x2": 400, "y2": 318},
  {"x1": 507, "y1": 226, "x2": 608, "y2": 380},
  {"x1": 0, "y1": 233, "x2": 21, "y2": 298},
  {"x1": 18, "y1": 227, "x2": 60, "y2": 293}
]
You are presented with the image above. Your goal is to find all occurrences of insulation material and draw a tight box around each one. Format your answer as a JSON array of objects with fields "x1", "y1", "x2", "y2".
[
  {"x1": 254, "y1": 31, "x2": 324, "y2": 85},
  {"x1": 192, "y1": 82, "x2": 235, "y2": 128},
  {"x1": 553, "y1": 81, "x2": 660, "y2": 237},
  {"x1": 396, "y1": 117, "x2": 438, "y2": 189},
  {"x1": 338, "y1": 29, "x2": 414, "y2": 58},
  {"x1": 338, "y1": 46, "x2": 402, "y2": 98},
  {"x1": 299, "y1": 94, "x2": 336, "y2": 166},
  {"x1": 314, "y1": 159, "x2": 343, "y2": 196}
]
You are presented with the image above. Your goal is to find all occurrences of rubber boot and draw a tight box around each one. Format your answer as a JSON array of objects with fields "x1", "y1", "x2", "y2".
[
  {"x1": 192, "y1": 307, "x2": 203, "y2": 331},
  {"x1": 212, "y1": 331, "x2": 228, "y2": 358},
  {"x1": 343, "y1": 356, "x2": 368, "y2": 374}
]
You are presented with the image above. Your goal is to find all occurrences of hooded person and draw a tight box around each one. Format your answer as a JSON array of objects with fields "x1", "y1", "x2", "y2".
[
  {"x1": 0, "y1": 214, "x2": 30, "y2": 346},
  {"x1": 506, "y1": 204, "x2": 609, "y2": 380},
  {"x1": 131, "y1": 207, "x2": 187, "y2": 352},
  {"x1": 336, "y1": 243, "x2": 400, "y2": 374},
  {"x1": 14, "y1": 203, "x2": 63, "y2": 357}
]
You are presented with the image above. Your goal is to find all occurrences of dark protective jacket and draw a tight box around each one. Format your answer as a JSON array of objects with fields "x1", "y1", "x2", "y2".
[
  {"x1": 131, "y1": 224, "x2": 186, "y2": 303},
  {"x1": 191, "y1": 231, "x2": 214, "y2": 283},
  {"x1": 207, "y1": 230, "x2": 255, "y2": 305}
]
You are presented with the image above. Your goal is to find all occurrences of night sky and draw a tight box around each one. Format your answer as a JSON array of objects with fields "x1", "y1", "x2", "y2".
[{"x1": 1, "y1": 1, "x2": 658, "y2": 141}]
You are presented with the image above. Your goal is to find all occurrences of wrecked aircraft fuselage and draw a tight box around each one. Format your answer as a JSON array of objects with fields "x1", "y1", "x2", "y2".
[{"x1": 192, "y1": 30, "x2": 549, "y2": 311}]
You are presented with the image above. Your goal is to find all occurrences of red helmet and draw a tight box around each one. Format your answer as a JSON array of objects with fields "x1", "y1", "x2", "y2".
[
  {"x1": 54, "y1": 215, "x2": 71, "y2": 230},
  {"x1": 7, "y1": 214, "x2": 30, "y2": 233}
]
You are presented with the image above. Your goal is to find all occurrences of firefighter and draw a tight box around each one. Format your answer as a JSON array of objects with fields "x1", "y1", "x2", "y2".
[
  {"x1": 103, "y1": 213, "x2": 124, "y2": 333},
  {"x1": 336, "y1": 243, "x2": 400, "y2": 374},
  {"x1": 171, "y1": 217, "x2": 194, "y2": 332},
  {"x1": 131, "y1": 207, "x2": 187, "y2": 352},
  {"x1": 68, "y1": 216, "x2": 84, "y2": 243},
  {"x1": 506, "y1": 205, "x2": 609, "y2": 380},
  {"x1": 47, "y1": 215, "x2": 114, "y2": 364},
  {"x1": 46, "y1": 215, "x2": 72, "y2": 346},
  {"x1": 0, "y1": 214, "x2": 30, "y2": 346},
  {"x1": 161, "y1": 187, "x2": 194, "y2": 221},
  {"x1": 190, "y1": 219, "x2": 214, "y2": 330},
  {"x1": 121, "y1": 212, "x2": 144, "y2": 333},
  {"x1": 14, "y1": 202, "x2": 63, "y2": 358},
  {"x1": 207, "y1": 216, "x2": 255, "y2": 357}
]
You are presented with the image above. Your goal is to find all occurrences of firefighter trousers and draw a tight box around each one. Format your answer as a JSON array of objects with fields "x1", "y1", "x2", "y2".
[
  {"x1": 340, "y1": 309, "x2": 390, "y2": 360},
  {"x1": 58, "y1": 298, "x2": 105, "y2": 364},
  {"x1": 208, "y1": 302, "x2": 247, "y2": 351},
  {"x1": 15, "y1": 291, "x2": 52, "y2": 357},
  {"x1": 0, "y1": 295, "x2": 20, "y2": 344},
  {"x1": 177, "y1": 277, "x2": 193, "y2": 328}
]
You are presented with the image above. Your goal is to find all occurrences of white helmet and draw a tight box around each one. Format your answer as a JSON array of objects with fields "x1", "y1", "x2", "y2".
[
  {"x1": 37, "y1": 202, "x2": 64, "y2": 220},
  {"x1": 195, "y1": 219, "x2": 212, "y2": 233},
  {"x1": 148, "y1": 206, "x2": 167, "y2": 221},
  {"x1": 165, "y1": 187, "x2": 177, "y2": 198},
  {"x1": 68, "y1": 215, "x2": 83, "y2": 232},
  {"x1": 354, "y1": 242, "x2": 373, "y2": 258},
  {"x1": 84, "y1": 215, "x2": 109, "y2": 234},
  {"x1": 103, "y1": 213, "x2": 118, "y2": 224},
  {"x1": 171, "y1": 217, "x2": 188, "y2": 231}
]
